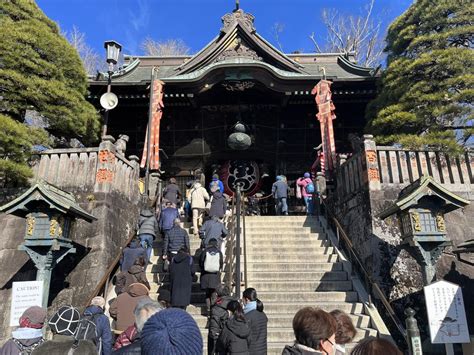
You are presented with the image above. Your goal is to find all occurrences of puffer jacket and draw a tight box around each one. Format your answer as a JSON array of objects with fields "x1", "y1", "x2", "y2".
[
  {"x1": 297, "y1": 177, "x2": 313, "y2": 198},
  {"x1": 281, "y1": 344, "x2": 325, "y2": 355},
  {"x1": 163, "y1": 225, "x2": 190, "y2": 255},
  {"x1": 209, "y1": 296, "x2": 235, "y2": 340},
  {"x1": 159, "y1": 207, "x2": 179, "y2": 231},
  {"x1": 83, "y1": 305, "x2": 112, "y2": 355},
  {"x1": 216, "y1": 317, "x2": 251, "y2": 355},
  {"x1": 245, "y1": 309, "x2": 268, "y2": 355},
  {"x1": 138, "y1": 210, "x2": 158, "y2": 237},
  {"x1": 31, "y1": 335, "x2": 96, "y2": 355},
  {"x1": 109, "y1": 283, "x2": 151, "y2": 332},
  {"x1": 189, "y1": 182, "x2": 210, "y2": 209},
  {"x1": 199, "y1": 218, "x2": 228, "y2": 246}
]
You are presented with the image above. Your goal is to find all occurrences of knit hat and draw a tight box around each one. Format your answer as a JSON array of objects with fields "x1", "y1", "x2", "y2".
[
  {"x1": 141, "y1": 308, "x2": 203, "y2": 355},
  {"x1": 48, "y1": 306, "x2": 80, "y2": 336},
  {"x1": 304, "y1": 172, "x2": 310, "y2": 178},
  {"x1": 90, "y1": 296, "x2": 106, "y2": 308},
  {"x1": 157, "y1": 289, "x2": 171, "y2": 303},
  {"x1": 19, "y1": 306, "x2": 47, "y2": 328}
]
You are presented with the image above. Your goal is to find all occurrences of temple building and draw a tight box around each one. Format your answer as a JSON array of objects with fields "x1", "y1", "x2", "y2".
[{"x1": 88, "y1": 7, "x2": 379, "y2": 196}]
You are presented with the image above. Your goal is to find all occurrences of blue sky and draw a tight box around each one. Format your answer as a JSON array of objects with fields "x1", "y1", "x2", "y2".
[{"x1": 36, "y1": 0, "x2": 413, "y2": 57}]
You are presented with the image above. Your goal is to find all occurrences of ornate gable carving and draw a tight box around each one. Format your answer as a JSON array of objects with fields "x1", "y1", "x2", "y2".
[
  {"x1": 214, "y1": 38, "x2": 262, "y2": 63},
  {"x1": 221, "y1": 9, "x2": 256, "y2": 33}
]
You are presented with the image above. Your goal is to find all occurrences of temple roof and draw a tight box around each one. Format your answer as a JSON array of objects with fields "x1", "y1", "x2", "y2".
[{"x1": 91, "y1": 8, "x2": 379, "y2": 87}]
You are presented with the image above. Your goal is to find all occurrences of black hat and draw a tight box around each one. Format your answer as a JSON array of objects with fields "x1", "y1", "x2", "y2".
[
  {"x1": 157, "y1": 289, "x2": 171, "y2": 303},
  {"x1": 48, "y1": 306, "x2": 80, "y2": 336}
]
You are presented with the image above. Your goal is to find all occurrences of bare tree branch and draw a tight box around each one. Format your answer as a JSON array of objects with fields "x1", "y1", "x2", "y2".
[
  {"x1": 311, "y1": 0, "x2": 385, "y2": 67},
  {"x1": 271, "y1": 22, "x2": 285, "y2": 52},
  {"x1": 141, "y1": 38, "x2": 190, "y2": 56},
  {"x1": 65, "y1": 26, "x2": 103, "y2": 75}
]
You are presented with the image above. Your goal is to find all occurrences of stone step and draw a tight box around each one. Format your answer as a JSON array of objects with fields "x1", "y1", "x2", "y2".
[
  {"x1": 246, "y1": 261, "x2": 344, "y2": 272},
  {"x1": 245, "y1": 227, "x2": 320, "y2": 233},
  {"x1": 245, "y1": 221, "x2": 320, "y2": 227},
  {"x1": 246, "y1": 234, "x2": 324, "y2": 241},
  {"x1": 248, "y1": 239, "x2": 331, "y2": 247},
  {"x1": 245, "y1": 246, "x2": 334, "y2": 255},
  {"x1": 255, "y1": 291, "x2": 358, "y2": 302},
  {"x1": 265, "y1": 313, "x2": 372, "y2": 328},
  {"x1": 249, "y1": 280, "x2": 353, "y2": 292},
  {"x1": 246, "y1": 270, "x2": 348, "y2": 281},
  {"x1": 246, "y1": 254, "x2": 338, "y2": 262},
  {"x1": 245, "y1": 216, "x2": 318, "y2": 221},
  {"x1": 186, "y1": 301, "x2": 365, "y2": 315}
]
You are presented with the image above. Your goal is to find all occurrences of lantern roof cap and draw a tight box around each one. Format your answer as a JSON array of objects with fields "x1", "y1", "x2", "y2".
[
  {"x1": 0, "y1": 181, "x2": 96, "y2": 222},
  {"x1": 378, "y1": 175, "x2": 470, "y2": 219}
]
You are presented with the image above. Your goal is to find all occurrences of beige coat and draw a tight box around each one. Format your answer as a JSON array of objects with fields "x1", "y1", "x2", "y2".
[{"x1": 189, "y1": 182, "x2": 210, "y2": 209}]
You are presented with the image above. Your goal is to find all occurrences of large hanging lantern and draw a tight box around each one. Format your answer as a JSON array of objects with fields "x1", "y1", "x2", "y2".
[{"x1": 228, "y1": 122, "x2": 252, "y2": 150}]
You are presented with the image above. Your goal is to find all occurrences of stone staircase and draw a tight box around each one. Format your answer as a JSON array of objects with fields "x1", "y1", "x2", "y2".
[
  {"x1": 244, "y1": 216, "x2": 379, "y2": 354},
  {"x1": 145, "y1": 216, "x2": 382, "y2": 354}
]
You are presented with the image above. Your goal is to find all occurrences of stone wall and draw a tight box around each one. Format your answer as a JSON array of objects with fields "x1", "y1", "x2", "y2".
[
  {"x1": 331, "y1": 136, "x2": 474, "y2": 344},
  {"x1": 0, "y1": 138, "x2": 142, "y2": 342}
]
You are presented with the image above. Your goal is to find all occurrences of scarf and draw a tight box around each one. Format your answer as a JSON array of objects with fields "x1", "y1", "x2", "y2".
[
  {"x1": 243, "y1": 301, "x2": 257, "y2": 314},
  {"x1": 12, "y1": 327, "x2": 43, "y2": 340}
]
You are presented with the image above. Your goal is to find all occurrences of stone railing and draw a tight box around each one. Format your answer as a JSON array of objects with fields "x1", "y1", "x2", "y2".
[
  {"x1": 32, "y1": 136, "x2": 140, "y2": 200},
  {"x1": 336, "y1": 136, "x2": 473, "y2": 196},
  {"x1": 375, "y1": 146, "x2": 473, "y2": 190}
]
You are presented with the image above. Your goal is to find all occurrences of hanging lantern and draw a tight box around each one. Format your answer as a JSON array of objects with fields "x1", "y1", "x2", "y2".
[{"x1": 228, "y1": 122, "x2": 252, "y2": 150}]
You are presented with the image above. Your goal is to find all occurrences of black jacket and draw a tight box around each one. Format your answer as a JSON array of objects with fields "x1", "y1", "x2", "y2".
[
  {"x1": 245, "y1": 310, "x2": 268, "y2": 355},
  {"x1": 209, "y1": 296, "x2": 235, "y2": 340},
  {"x1": 216, "y1": 317, "x2": 251, "y2": 355},
  {"x1": 200, "y1": 218, "x2": 228, "y2": 246},
  {"x1": 209, "y1": 191, "x2": 227, "y2": 218},
  {"x1": 169, "y1": 252, "x2": 194, "y2": 307},
  {"x1": 281, "y1": 344, "x2": 325, "y2": 355},
  {"x1": 163, "y1": 225, "x2": 190, "y2": 255},
  {"x1": 199, "y1": 245, "x2": 223, "y2": 290},
  {"x1": 163, "y1": 183, "x2": 181, "y2": 205}
]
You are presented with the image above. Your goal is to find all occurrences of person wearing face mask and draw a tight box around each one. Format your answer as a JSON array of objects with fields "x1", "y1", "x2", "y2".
[
  {"x1": 328, "y1": 310, "x2": 356, "y2": 355},
  {"x1": 242, "y1": 288, "x2": 267, "y2": 355},
  {"x1": 282, "y1": 307, "x2": 337, "y2": 355}
]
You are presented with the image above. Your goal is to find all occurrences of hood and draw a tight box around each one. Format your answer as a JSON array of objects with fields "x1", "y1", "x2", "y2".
[
  {"x1": 173, "y1": 252, "x2": 190, "y2": 264},
  {"x1": 282, "y1": 344, "x2": 323, "y2": 355},
  {"x1": 84, "y1": 305, "x2": 103, "y2": 316},
  {"x1": 128, "y1": 265, "x2": 144, "y2": 275},
  {"x1": 140, "y1": 209, "x2": 154, "y2": 217},
  {"x1": 129, "y1": 240, "x2": 139, "y2": 249},
  {"x1": 212, "y1": 191, "x2": 224, "y2": 199},
  {"x1": 11, "y1": 327, "x2": 43, "y2": 341},
  {"x1": 193, "y1": 182, "x2": 202, "y2": 188},
  {"x1": 215, "y1": 295, "x2": 235, "y2": 310},
  {"x1": 127, "y1": 282, "x2": 149, "y2": 297},
  {"x1": 226, "y1": 318, "x2": 250, "y2": 339}
]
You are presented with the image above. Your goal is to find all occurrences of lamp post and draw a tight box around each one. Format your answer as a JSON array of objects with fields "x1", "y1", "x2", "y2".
[{"x1": 101, "y1": 40, "x2": 122, "y2": 137}]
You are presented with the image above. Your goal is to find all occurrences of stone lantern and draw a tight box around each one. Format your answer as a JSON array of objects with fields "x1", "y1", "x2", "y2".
[
  {"x1": 0, "y1": 181, "x2": 96, "y2": 307},
  {"x1": 379, "y1": 175, "x2": 469, "y2": 285}
]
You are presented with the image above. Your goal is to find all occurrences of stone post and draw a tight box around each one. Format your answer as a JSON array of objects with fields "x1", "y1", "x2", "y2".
[
  {"x1": 405, "y1": 307, "x2": 423, "y2": 355},
  {"x1": 94, "y1": 136, "x2": 117, "y2": 193},
  {"x1": 315, "y1": 172, "x2": 326, "y2": 216},
  {"x1": 362, "y1": 134, "x2": 381, "y2": 191}
]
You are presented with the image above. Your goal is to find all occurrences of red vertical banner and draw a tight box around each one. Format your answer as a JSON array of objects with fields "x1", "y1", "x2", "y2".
[
  {"x1": 141, "y1": 76, "x2": 165, "y2": 170},
  {"x1": 311, "y1": 80, "x2": 336, "y2": 178}
]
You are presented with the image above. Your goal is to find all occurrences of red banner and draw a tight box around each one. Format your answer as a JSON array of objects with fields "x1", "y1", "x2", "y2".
[
  {"x1": 141, "y1": 76, "x2": 164, "y2": 170},
  {"x1": 311, "y1": 80, "x2": 336, "y2": 177}
]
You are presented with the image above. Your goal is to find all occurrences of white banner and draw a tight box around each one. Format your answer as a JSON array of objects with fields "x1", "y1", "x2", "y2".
[{"x1": 10, "y1": 281, "x2": 43, "y2": 327}]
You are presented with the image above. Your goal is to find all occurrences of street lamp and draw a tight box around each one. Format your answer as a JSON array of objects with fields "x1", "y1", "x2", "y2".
[{"x1": 101, "y1": 40, "x2": 122, "y2": 137}]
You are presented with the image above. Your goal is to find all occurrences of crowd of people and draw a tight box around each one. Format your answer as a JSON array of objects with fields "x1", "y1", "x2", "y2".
[{"x1": 1, "y1": 174, "x2": 405, "y2": 354}]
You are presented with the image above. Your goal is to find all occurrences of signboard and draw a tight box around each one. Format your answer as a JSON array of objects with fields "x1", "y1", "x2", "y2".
[
  {"x1": 424, "y1": 280, "x2": 470, "y2": 344},
  {"x1": 10, "y1": 281, "x2": 43, "y2": 326}
]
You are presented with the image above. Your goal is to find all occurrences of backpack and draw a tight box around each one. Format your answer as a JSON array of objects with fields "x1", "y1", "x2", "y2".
[
  {"x1": 74, "y1": 313, "x2": 101, "y2": 353},
  {"x1": 305, "y1": 182, "x2": 315, "y2": 194},
  {"x1": 13, "y1": 338, "x2": 44, "y2": 355},
  {"x1": 204, "y1": 250, "x2": 220, "y2": 273}
]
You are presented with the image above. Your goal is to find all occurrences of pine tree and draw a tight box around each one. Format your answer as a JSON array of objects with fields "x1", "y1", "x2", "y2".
[
  {"x1": 0, "y1": 0, "x2": 100, "y2": 186},
  {"x1": 366, "y1": 0, "x2": 473, "y2": 152}
]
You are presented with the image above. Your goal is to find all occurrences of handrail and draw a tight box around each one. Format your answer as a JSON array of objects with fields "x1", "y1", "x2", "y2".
[
  {"x1": 225, "y1": 196, "x2": 236, "y2": 292},
  {"x1": 85, "y1": 228, "x2": 137, "y2": 306},
  {"x1": 235, "y1": 186, "x2": 242, "y2": 297},
  {"x1": 320, "y1": 198, "x2": 408, "y2": 340},
  {"x1": 242, "y1": 192, "x2": 248, "y2": 291}
]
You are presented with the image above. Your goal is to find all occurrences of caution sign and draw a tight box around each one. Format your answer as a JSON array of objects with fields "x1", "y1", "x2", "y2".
[{"x1": 10, "y1": 281, "x2": 43, "y2": 326}]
